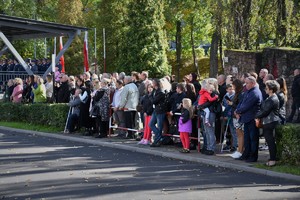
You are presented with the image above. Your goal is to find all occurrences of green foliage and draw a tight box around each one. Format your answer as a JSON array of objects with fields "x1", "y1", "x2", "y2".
[
  {"x1": 118, "y1": 0, "x2": 170, "y2": 77},
  {"x1": 1, "y1": 0, "x2": 300, "y2": 77},
  {"x1": 276, "y1": 124, "x2": 300, "y2": 166},
  {"x1": 0, "y1": 103, "x2": 69, "y2": 130}
]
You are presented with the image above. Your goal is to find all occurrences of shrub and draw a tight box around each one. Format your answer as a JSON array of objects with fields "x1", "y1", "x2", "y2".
[
  {"x1": 276, "y1": 124, "x2": 300, "y2": 166},
  {"x1": 0, "y1": 103, "x2": 69, "y2": 130}
]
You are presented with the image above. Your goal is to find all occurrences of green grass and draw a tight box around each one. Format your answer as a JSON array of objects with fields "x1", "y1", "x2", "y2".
[
  {"x1": 0, "y1": 121, "x2": 62, "y2": 133},
  {"x1": 255, "y1": 163, "x2": 300, "y2": 176}
]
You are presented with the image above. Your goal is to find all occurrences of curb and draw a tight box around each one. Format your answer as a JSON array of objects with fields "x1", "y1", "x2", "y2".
[{"x1": 2, "y1": 126, "x2": 300, "y2": 182}]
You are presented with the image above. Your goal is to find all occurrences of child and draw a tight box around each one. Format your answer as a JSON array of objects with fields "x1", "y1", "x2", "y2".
[
  {"x1": 198, "y1": 83, "x2": 219, "y2": 126},
  {"x1": 138, "y1": 82, "x2": 154, "y2": 145},
  {"x1": 178, "y1": 98, "x2": 193, "y2": 153},
  {"x1": 222, "y1": 84, "x2": 237, "y2": 151}
]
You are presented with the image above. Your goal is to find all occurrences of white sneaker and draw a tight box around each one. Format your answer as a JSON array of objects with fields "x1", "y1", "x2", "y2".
[{"x1": 230, "y1": 151, "x2": 242, "y2": 159}]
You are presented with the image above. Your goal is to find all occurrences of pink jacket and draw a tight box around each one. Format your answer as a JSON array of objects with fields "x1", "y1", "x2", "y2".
[{"x1": 11, "y1": 84, "x2": 23, "y2": 103}]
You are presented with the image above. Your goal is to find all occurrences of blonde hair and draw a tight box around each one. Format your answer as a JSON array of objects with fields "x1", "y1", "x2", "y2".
[
  {"x1": 182, "y1": 98, "x2": 193, "y2": 119},
  {"x1": 93, "y1": 80, "x2": 101, "y2": 90},
  {"x1": 207, "y1": 78, "x2": 219, "y2": 93},
  {"x1": 14, "y1": 78, "x2": 23, "y2": 85},
  {"x1": 37, "y1": 77, "x2": 44, "y2": 84},
  {"x1": 206, "y1": 83, "x2": 215, "y2": 91}
]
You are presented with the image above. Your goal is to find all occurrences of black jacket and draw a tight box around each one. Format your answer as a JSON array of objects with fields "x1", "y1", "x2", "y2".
[
  {"x1": 141, "y1": 94, "x2": 154, "y2": 116},
  {"x1": 256, "y1": 94, "x2": 280, "y2": 125},
  {"x1": 291, "y1": 74, "x2": 300, "y2": 98},
  {"x1": 151, "y1": 88, "x2": 166, "y2": 114},
  {"x1": 57, "y1": 81, "x2": 70, "y2": 103},
  {"x1": 170, "y1": 92, "x2": 186, "y2": 114},
  {"x1": 276, "y1": 91, "x2": 286, "y2": 119}
]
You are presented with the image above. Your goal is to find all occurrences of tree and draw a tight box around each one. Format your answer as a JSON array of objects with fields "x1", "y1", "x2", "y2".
[{"x1": 120, "y1": 0, "x2": 170, "y2": 77}]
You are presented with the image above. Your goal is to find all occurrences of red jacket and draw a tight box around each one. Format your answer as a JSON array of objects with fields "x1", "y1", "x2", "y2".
[{"x1": 198, "y1": 89, "x2": 218, "y2": 105}]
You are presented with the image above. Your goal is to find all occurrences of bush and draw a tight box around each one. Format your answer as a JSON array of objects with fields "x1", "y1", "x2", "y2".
[
  {"x1": 0, "y1": 103, "x2": 69, "y2": 130},
  {"x1": 276, "y1": 124, "x2": 300, "y2": 166}
]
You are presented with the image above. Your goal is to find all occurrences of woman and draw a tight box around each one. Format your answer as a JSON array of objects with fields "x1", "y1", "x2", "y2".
[
  {"x1": 230, "y1": 79, "x2": 245, "y2": 159},
  {"x1": 93, "y1": 79, "x2": 110, "y2": 138},
  {"x1": 199, "y1": 78, "x2": 219, "y2": 155},
  {"x1": 11, "y1": 78, "x2": 23, "y2": 103},
  {"x1": 256, "y1": 80, "x2": 280, "y2": 167},
  {"x1": 32, "y1": 76, "x2": 46, "y2": 103},
  {"x1": 45, "y1": 74, "x2": 53, "y2": 103},
  {"x1": 276, "y1": 77, "x2": 287, "y2": 125},
  {"x1": 5, "y1": 79, "x2": 15, "y2": 102}
]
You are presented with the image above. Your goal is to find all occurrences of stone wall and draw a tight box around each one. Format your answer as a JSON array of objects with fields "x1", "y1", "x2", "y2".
[
  {"x1": 223, "y1": 50, "x2": 262, "y2": 79},
  {"x1": 224, "y1": 48, "x2": 300, "y2": 116}
]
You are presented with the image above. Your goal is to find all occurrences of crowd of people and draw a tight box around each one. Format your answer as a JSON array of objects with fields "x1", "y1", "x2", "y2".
[
  {"x1": 0, "y1": 57, "x2": 53, "y2": 73},
  {"x1": 1, "y1": 66, "x2": 300, "y2": 167}
]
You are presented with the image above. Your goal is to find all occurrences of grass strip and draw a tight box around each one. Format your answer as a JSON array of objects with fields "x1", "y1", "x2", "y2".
[{"x1": 0, "y1": 121, "x2": 62, "y2": 133}]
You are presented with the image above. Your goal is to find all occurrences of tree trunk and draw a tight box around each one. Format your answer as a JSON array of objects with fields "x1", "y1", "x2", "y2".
[
  {"x1": 276, "y1": 0, "x2": 287, "y2": 46},
  {"x1": 210, "y1": 31, "x2": 220, "y2": 78},
  {"x1": 176, "y1": 20, "x2": 182, "y2": 82},
  {"x1": 190, "y1": 16, "x2": 200, "y2": 78}
]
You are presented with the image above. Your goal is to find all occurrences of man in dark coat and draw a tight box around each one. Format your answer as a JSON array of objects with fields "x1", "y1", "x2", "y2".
[
  {"x1": 287, "y1": 68, "x2": 300, "y2": 123},
  {"x1": 57, "y1": 75, "x2": 70, "y2": 103}
]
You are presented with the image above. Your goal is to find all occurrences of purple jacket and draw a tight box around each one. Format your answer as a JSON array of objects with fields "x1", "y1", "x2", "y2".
[{"x1": 178, "y1": 116, "x2": 192, "y2": 133}]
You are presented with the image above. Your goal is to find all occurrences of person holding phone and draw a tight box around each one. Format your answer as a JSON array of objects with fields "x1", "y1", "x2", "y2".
[{"x1": 222, "y1": 84, "x2": 237, "y2": 151}]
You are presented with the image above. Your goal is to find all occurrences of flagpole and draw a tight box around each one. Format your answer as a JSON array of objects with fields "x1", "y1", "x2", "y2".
[
  {"x1": 44, "y1": 38, "x2": 47, "y2": 58},
  {"x1": 103, "y1": 28, "x2": 106, "y2": 73},
  {"x1": 54, "y1": 37, "x2": 56, "y2": 55},
  {"x1": 94, "y1": 28, "x2": 97, "y2": 59}
]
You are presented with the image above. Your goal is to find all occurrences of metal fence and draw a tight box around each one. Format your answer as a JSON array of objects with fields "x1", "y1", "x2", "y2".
[{"x1": 0, "y1": 71, "x2": 45, "y2": 83}]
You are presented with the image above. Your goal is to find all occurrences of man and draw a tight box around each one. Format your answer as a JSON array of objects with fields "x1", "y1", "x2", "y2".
[
  {"x1": 57, "y1": 75, "x2": 70, "y2": 103},
  {"x1": 235, "y1": 76, "x2": 262, "y2": 162},
  {"x1": 112, "y1": 80, "x2": 126, "y2": 136},
  {"x1": 117, "y1": 76, "x2": 139, "y2": 138},
  {"x1": 149, "y1": 78, "x2": 166, "y2": 147},
  {"x1": 287, "y1": 68, "x2": 300, "y2": 123},
  {"x1": 216, "y1": 74, "x2": 227, "y2": 143},
  {"x1": 258, "y1": 68, "x2": 268, "y2": 100},
  {"x1": 138, "y1": 71, "x2": 149, "y2": 97},
  {"x1": 217, "y1": 74, "x2": 227, "y2": 100},
  {"x1": 65, "y1": 88, "x2": 82, "y2": 133}
]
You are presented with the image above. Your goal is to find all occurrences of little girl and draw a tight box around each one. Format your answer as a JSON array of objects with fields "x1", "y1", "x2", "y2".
[
  {"x1": 138, "y1": 82, "x2": 154, "y2": 145},
  {"x1": 178, "y1": 98, "x2": 193, "y2": 153},
  {"x1": 198, "y1": 83, "x2": 218, "y2": 126}
]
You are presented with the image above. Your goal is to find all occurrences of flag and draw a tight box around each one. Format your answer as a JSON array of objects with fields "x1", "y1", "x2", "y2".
[
  {"x1": 59, "y1": 36, "x2": 65, "y2": 73},
  {"x1": 83, "y1": 31, "x2": 89, "y2": 72}
]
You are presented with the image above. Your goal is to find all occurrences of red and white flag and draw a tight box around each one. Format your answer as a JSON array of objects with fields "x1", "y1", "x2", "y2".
[
  {"x1": 59, "y1": 36, "x2": 65, "y2": 73},
  {"x1": 83, "y1": 31, "x2": 89, "y2": 72}
]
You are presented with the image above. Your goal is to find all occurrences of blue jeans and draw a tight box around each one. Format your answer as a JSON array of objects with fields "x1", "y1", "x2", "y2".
[
  {"x1": 149, "y1": 111, "x2": 165, "y2": 144},
  {"x1": 242, "y1": 119, "x2": 259, "y2": 160},
  {"x1": 202, "y1": 112, "x2": 216, "y2": 151},
  {"x1": 228, "y1": 119, "x2": 237, "y2": 148}
]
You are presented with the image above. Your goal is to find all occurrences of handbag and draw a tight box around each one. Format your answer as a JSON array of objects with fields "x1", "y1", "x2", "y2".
[
  {"x1": 90, "y1": 105, "x2": 100, "y2": 118},
  {"x1": 255, "y1": 118, "x2": 263, "y2": 128}
]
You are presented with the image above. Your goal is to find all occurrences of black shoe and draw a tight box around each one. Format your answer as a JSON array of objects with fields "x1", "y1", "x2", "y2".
[
  {"x1": 245, "y1": 157, "x2": 257, "y2": 162},
  {"x1": 235, "y1": 156, "x2": 246, "y2": 160},
  {"x1": 95, "y1": 134, "x2": 107, "y2": 138},
  {"x1": 201, "y1": 148, "x2": 207, "y2": 154},
  {"x1": 204, "y1": 150, "x2": 214, "y2": 155},
  {"x1": 150, "y1": 142, "x2": 161, "y2": 147}
]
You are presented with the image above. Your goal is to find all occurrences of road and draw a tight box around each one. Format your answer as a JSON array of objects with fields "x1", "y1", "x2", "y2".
[{"x1": 0, "y1": 129, "x2": 299, "y2": 200}]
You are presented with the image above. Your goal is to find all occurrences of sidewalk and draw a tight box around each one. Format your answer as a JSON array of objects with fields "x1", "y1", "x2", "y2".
[{"x1": 2, "y1": 126, "x2": 300, "y2": 182}]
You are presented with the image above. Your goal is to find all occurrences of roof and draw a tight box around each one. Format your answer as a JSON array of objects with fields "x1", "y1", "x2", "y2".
[{"x1": 0, "y1": 14, "x2": 88, "y2": 40}]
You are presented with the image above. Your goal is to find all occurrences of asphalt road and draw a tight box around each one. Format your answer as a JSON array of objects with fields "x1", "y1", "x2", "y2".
[{"x1": 0, "y1": 129, "x2": 299, "y2": 200}]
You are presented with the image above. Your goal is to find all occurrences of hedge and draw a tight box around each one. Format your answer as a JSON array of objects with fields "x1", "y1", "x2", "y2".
[
  {"x1": 276, "y1": 124, "x2": 300, "y2": 166},
  {"x1": 0, "y1": 103, "x2": 69, "y2": 130}
]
